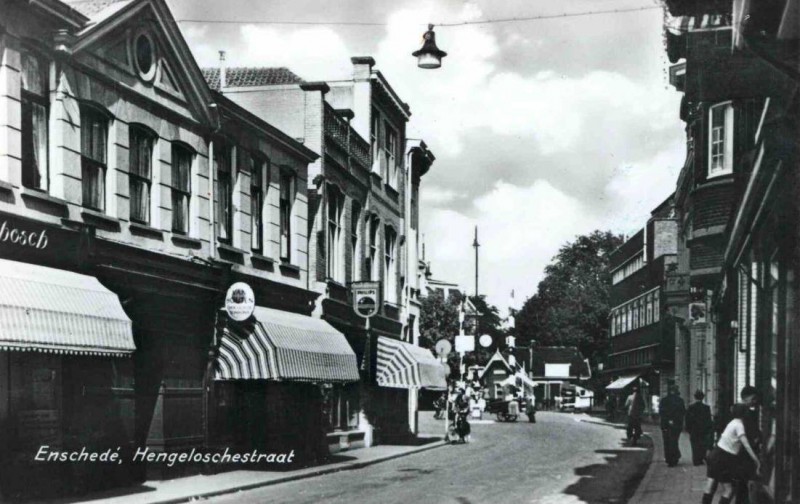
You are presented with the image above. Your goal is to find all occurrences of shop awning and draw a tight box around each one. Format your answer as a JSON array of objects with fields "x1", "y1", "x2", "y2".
[
  {"x1": 606, "y1": 375, "x2": 640, "y2": 390},
  {"x1": 214, "y1": 306, "x2": 359, "y2": 383},
  {"x1": 0, "y1": 259, "x2": 135, "y2": 356},
  {"x1": 376, "y1": 337, "x2": 448, "y2": 390}
]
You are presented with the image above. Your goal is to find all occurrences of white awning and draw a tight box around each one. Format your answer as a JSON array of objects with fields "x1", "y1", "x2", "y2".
[
  {"x1": 0, "y1": 259, "x2": 135, "y2": 356},
  {"x1": 376, "y1": 337, "x2": 448, "y2": 390},
  {"x1": 606, "y1": 375, "x2": 640, "y2": 390}
]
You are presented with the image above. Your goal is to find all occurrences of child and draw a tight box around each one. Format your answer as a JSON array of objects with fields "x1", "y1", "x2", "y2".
[{"x1": 701, "y1": 403, "x2": 761, "y2": 504}]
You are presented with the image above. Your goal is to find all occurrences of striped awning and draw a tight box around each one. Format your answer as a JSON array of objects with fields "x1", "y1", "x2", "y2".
[
  {"x1": 376, "y1": 337, "x2": 448, "y2": 390},
  {"x1": 666, "y1": 13, "x2": 732, "y2": 34},
  {"x1": 606, "y1": 375, "x2": 640, "y2": 391},
  {"x1": 214, "y1": 306, "x2": 359, "y2": 383},
  {"x1": 0, "y1": 259, "x2": 135, "y2": 356}
]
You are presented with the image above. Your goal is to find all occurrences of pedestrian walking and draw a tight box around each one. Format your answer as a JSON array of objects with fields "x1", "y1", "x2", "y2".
[
  {"x1": 659, "y1": 384, "x2": 686, "y2": 467},
  {"x1": 624, "y1": 386, "x2": 645, "y2": 446},
  {"x1": 700, "y1": 403, "x2": 761, "y2": 504},
  {"x1": 685, "y1": 390, "x2": 714, "y2": 465}
]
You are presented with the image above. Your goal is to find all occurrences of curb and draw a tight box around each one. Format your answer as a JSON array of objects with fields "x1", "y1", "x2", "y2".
[
  {"x1": 152, "y1": 440, "x2": 448, "y2": 504},
  {"x1": 628, "y1": 426, "x2": 663, "y2": 504},
  {"x1": 578, "y1": 418, "x2": 627, "y2": 429}
]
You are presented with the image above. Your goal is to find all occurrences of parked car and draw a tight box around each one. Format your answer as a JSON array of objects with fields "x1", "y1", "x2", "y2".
[{"x1": 558, "y1": 385, "x2": 594, "y2": 412}]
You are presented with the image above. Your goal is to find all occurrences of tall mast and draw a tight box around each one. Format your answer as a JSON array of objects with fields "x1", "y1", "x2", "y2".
[{"x1": 473, "y1": 226, "x2": 480, "y2": 297}]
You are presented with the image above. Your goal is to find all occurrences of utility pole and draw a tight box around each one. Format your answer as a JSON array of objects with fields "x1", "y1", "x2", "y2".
[{"x1": 473, "y1": 226, "x2": 480, "y2": 297}]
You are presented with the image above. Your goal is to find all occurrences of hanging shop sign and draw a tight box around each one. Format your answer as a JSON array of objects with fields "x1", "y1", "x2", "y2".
[
  {"x1": 352, "y1": 281, "x2": 380, "y2": 318},
  {"x1": 455, "y1": 334, "x2": 475, "y2": 354},
  {"x1": 225, "y1": 282, "x2": 255, "y2": 322}
]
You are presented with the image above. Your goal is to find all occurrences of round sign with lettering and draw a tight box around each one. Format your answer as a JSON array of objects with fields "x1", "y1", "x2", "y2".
[
  {"x1": 355, "y1": 293, "x2": 378, "y2": 318},
  {"x1": 479, "y1": 334, "x2": 492, "y2": 348},
  {"x1": 225, "y1": 282, "x2": 255, "y2": 322}
]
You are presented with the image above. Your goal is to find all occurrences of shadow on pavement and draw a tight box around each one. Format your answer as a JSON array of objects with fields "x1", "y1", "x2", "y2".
[{"x1": 561, "y1": 437, "x2": 654, "y2": 504}]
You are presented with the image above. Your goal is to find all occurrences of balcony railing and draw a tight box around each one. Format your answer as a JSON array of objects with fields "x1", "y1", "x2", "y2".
[{"x1": 323, "y1": 104, "x2": 371, "y2": 172}]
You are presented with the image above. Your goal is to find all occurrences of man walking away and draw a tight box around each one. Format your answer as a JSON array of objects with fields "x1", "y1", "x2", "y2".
[
  {"x1": 625, "y1": 386, "x2": 645, "y2": 446},
  {"x1": 685, "y1": 390, "x2": 713, "y2": 465},
  {"x1": 659, "y1": 384, "x2": 686, "y2": 467}
]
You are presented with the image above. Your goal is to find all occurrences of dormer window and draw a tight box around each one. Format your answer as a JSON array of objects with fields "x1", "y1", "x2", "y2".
[{"x1": 134, "y1": 32, "x2": 156, "y2": 81}]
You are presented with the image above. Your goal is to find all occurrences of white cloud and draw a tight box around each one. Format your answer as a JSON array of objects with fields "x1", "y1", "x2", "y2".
[
  {"x1": 604, "y1": 139, "x2": 685, "y2": 234},
  {"x1": 420, "y1": 186, "x2": 465, "y2": 205},
  {"x1": 422, "y1": 179, "x2": 600, "y2": 311},
  {"x1": 238, "y1": 26, "x2": 352, "y2": 81}
]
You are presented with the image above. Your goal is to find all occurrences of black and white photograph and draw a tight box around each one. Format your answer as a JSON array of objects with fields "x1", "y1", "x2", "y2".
[{"x1": 0, "y1": 0, "x2": 797, "y2": 502}]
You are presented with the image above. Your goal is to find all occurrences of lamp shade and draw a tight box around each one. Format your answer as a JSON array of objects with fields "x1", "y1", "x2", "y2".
[{"x1": 412, "y1": 24, "x2": 447, "y2": 69}]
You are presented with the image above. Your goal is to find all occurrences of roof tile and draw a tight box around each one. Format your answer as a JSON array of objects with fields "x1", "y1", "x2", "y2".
[{"x1": 202, "y1": 67, "x2": 305, "y2": 90}]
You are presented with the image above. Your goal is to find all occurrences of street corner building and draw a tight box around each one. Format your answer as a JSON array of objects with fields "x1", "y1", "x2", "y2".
[
  {"x1": 604, "y1": 196, "x2": 679, "y2": 412},
  {"x1": 0, "y1": 0, "x2": 444, "y2": 499},
  {"x1": 661, "y1": 0, "x2": 799, "y2": 501}
]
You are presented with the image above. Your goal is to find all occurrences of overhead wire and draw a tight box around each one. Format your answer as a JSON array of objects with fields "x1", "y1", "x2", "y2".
[{"x1": 173, "y1": 5, "x2": 663, "y2": 27}]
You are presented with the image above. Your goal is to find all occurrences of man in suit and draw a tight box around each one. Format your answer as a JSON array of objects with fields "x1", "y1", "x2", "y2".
[
  {"x1": 685, "y1": 390, "x2": 713, "y2": 465},
  {"x1": 659, "y1": 384, "x2": 686, "y2": 467}
]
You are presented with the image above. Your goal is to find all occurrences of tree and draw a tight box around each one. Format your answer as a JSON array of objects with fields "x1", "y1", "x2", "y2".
[
  {"x1": 515, "y1": 230, "x2": 623, "y2": 366},
  {"x1": 418, "y1": 291, "x2": 462, "y2": 350}
]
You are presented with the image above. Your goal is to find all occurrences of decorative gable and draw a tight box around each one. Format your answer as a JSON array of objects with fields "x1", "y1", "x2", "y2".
[{"x1": 70, "y1": 0, "x2": 214, "y2": 125}]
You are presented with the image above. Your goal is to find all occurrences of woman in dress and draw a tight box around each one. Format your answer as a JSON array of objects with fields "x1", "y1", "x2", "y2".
[{"x1": 701, "y1": 403, "x2": 760, "y2": 504}]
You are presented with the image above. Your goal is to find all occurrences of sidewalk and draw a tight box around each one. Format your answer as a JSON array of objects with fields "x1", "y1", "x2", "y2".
[
  {"x1": 629, "y1": 426, "x2": 707, "y2": 504},
  {"x1": 39, "y1": 440, "x2": 446, "y2": 504},
  {"x1": 580, "y1": 415, "x2": 706, "y2": 504}
]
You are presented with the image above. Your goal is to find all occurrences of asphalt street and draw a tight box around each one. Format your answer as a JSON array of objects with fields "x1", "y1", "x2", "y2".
[{"x1": 203, "y1": 412, "x2": 653, "y2": 504}]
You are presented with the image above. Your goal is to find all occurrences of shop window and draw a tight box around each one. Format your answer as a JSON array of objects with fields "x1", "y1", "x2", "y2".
[
  {"x1": 323, "y1": 385, "x2": 359, "y2": 432},
  {"x1": 20, "y1": 50, "x2": 48, "y2": 191},
  {"x1": 171, "y1": 143, "x2": 193, "y2": 234},
  {"x1": 129, "y1": 125, "x2": 155, "y2": 224},
  {"x1": 215, "y1": 142, "x2": 232, "y2": 243},
  {"x1": 80, "y1": 105, "x2": 109, "y2": 211},
  {"x1": 708, "y1": 102, "x2": 733, "y2": 177},
  {"x1": 279, "y1": 171, "x2": 294, "y2": 261}
]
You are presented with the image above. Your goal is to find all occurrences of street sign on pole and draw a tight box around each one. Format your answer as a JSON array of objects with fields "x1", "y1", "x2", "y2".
[{"x1": 455, "y1": 335, "x2": 475, "y2": 354}]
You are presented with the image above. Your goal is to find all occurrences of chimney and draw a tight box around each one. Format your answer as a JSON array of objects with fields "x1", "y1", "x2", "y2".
[
  {"x1": 351, "y1": 56, "x2": 375, "y2": 80},
  {"x1": 219, "y1": 50, "x2": 227, "y2": 90}
]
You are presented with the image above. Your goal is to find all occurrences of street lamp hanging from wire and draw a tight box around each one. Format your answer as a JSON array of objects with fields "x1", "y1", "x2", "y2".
[{"x1": 412, "y1": 24, "x2": 447, "y2": 69}]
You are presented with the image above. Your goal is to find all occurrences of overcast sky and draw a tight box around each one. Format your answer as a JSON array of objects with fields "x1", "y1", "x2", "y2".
[{"x1": 170, "y1": 0, "x2": 685, "y2": 313}]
